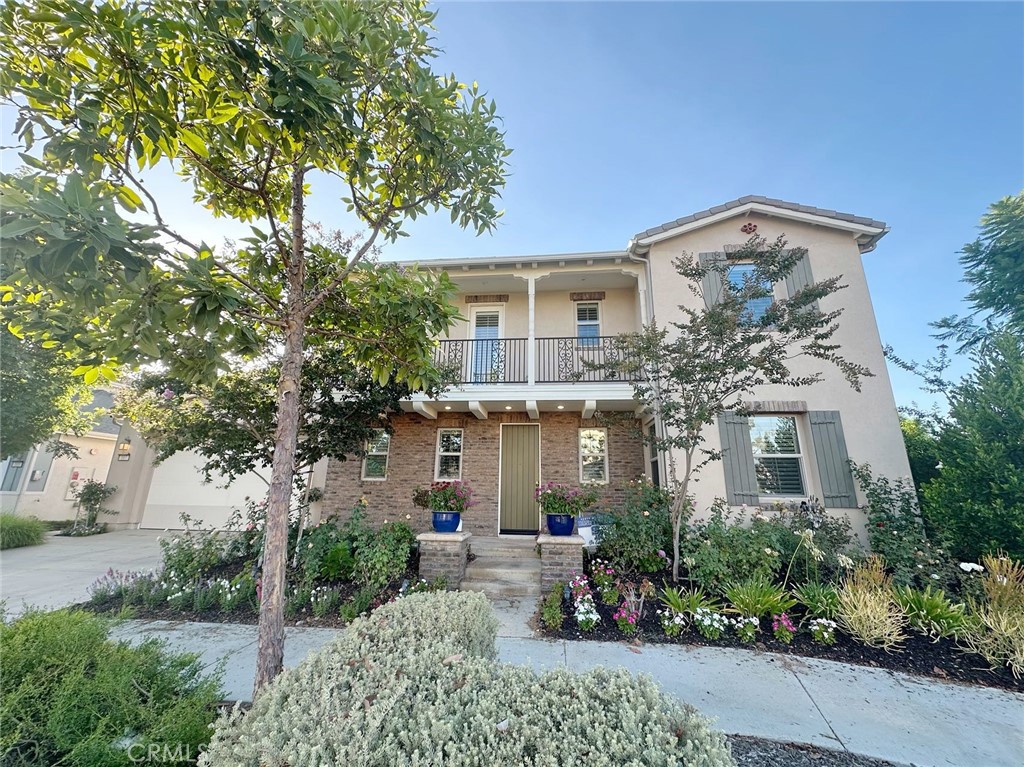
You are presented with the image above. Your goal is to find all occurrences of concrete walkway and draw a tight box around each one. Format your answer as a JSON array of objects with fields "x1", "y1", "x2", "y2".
[
  {"x1": 0, "y1": 529, "x2": 163, "y2": 615},
  {"x1": 110, "y1": 618, "x2": 1024, "y2": 767}
]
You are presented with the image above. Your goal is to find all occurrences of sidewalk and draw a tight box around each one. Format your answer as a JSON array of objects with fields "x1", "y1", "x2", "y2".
[{"x1": 111, "y1": 618, "x2": 1024, "y2": 767}]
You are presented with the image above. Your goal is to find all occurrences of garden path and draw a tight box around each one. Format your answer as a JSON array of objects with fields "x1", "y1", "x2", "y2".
[{"x1": 111, "y1": 618, "x2": 1023, "y2": 767}]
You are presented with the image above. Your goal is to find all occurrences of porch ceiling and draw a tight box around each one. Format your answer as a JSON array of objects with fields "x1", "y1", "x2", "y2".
[{"x1": 400, "y1": 391, "x2": 644, "y2": 420}]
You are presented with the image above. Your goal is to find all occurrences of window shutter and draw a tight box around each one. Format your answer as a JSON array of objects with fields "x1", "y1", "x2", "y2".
[
  {"x1": 808, "y1": 410, "x2": 857, "y2": 507},
  {"x1": 698, "y1": 252, "x2": 726, "y2": 308},
  {"x1": 718, "y1": 411, "x2": 760, "y2": 505},
  {"x1": 784, "y1": 251, "x2": 818, "y2": 311}
]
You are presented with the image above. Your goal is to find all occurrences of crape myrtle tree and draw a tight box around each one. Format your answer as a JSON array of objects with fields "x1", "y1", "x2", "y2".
[
  {"x1": 605, "y1": 235, "x2": 871, "y2": 581},
  {"x1": 0, "y1": 0, "x2": 509, "y2": 694}
]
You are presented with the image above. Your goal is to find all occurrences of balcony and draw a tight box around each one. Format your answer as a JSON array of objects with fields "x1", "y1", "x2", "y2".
[{"x1": 432, "y1": 336, "x2": 640, "y2": 385}]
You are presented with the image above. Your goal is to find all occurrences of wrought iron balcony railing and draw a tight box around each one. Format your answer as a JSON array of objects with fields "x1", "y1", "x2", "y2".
[{"x1": 432, "y1": 336, "x2": 639, "y2": 385}]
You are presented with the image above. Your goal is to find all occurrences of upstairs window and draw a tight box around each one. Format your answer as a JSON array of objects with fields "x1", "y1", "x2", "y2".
[
  {"x1": 435, "y1": 428, "x2": 464, "y2": 480},
  {"x1": 576, "y1": 302, "x2": 601, "y2": 346},
  {"x1": 748, "y1": 416, "x2": 805, "y2": 496},
  {"x1": 361, "y1": 431, "x2": 390, "y2": 480},
  {"x1": 728, "y1": 263, "x2": 773, "y2": 323}
]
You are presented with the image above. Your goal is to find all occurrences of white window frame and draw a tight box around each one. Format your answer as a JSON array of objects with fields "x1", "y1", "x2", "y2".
[
  {"x1": 434, "y1": 428, "x2": 464, "y2": 481},
  {"x1": 470, "y1": 305, "x2": 504, "y2": 383},
  {"x1": 575, "y1": 301, "x2": 601, "y2": 346},
  {"x1": 361, "y1": 430, "x2": 390, "y2": 481},
  {"x1": 578, "y1": 427, "x2": 609, "y2": 485},
  {"x1": 748, "y1": 415, "x2": 806, "y2": 497},
  {"x1": 727, "y1": 262, "x2": 775, "y2": 324}
]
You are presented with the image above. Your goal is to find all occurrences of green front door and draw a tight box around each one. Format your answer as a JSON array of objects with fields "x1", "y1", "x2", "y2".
[{"x1": 499, "y1": 424, "x2": 540, "y2": 533}]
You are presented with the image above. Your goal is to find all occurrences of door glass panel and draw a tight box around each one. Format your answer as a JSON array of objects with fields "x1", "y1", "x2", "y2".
[{"x1": 472, "y1": 311, "x2": 501, "y2": 382}]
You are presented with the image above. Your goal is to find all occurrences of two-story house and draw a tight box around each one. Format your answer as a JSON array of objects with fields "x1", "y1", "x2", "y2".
[{"x1": 323, "y1": 196, "x2": 913, "y2": 541}]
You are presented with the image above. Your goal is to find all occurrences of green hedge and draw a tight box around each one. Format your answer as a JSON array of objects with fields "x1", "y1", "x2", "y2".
[
  {"x1": 0, "y1": 513, "x2": 46, "y2": 549},
  {"x1": 202, "y1": 591, "x2": 734, "y2": 767},
  {"x1": 1, "y1": 609, "x2": 222, "y2": 766}
]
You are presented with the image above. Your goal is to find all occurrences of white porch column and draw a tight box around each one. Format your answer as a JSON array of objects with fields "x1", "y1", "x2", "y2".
[
  {"x1": 527, "y1": 276, "x2": 536, "y2": 386},
  {"x1": 638, "y1": 282, "x2": 649, "y2": 326}
]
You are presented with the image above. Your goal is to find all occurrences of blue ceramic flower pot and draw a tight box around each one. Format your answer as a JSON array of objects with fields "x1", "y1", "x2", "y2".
[
  {"x1": 546, "y1": 513, "x2": 574, "y2": 536},
  {"x1": 432, "y1": 511, "x2": 461, "y2": 533}
]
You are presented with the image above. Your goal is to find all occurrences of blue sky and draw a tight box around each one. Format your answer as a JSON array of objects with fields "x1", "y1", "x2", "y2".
[{"x1": 3, "y1": 2, "x2": 1021, "y2": 407}]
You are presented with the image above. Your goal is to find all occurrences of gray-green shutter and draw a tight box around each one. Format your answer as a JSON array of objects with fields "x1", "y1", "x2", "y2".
[
  {"x1": 718, "y1": 411, "x2": 760, "y2": 505},
  {"x1": 699, "y1": 252, "x2": 726, "y2": 307},
  {"x1": 784, "y1": 251, "x2": 818, "y2": 311},
  {"x1": 808, "y1": 410, "x2": 857, "y2": 507}
]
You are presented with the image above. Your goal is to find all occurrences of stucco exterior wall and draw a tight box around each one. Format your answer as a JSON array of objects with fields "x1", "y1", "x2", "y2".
[
  {"x1": 322, "y1": 411, "x2": 646, "y2": 537},
  {"x1": 443, "y1": 286, "x2": 640, "y2": 341},
  {"x1": 1, "y1": 433, "x2": 116, "y2": 522},
  {"x1": 644, "y1": 213, "x2": 910, "y2": 534}
]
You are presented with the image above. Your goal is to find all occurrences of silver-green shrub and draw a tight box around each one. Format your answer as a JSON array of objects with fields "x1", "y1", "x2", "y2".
[{"x1": 202, "y1": 591, "x2": 733, "y2": 767}]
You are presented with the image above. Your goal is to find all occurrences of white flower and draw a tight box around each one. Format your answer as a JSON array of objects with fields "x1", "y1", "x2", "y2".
[
  {"x1": 930, "y1": 574, "x2": 940, "y2": 580},
  {"x1": 837, "y1": 554, "x2": 854, "y2": 569},
  {"x1": 959, "y1": 562, "x2": 984, "y2": 573}
]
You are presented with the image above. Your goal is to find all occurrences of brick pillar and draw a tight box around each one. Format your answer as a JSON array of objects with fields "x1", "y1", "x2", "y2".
[
  {"x1": 417, "y1": 532, "x2": 472, "y2": 589},
  {"x1": 537, "y1": 534, "x2": 584, "y2": 592}
]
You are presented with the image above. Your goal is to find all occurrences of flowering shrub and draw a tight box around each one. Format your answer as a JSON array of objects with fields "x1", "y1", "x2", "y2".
[
  {"x1": 612, "y1": 602, "x2": 640, "y2": 634},
  {"x1": 612, "y1": 579, "x2": 655, "y2": 635},
  {"x1": 809, "y1": 618, "x2": 838, "y2": 645},
  {"x1": 535, "y1": 482, "x2": 599, "y2": 517},
  {"x1": 415, "y1": 480, "x2": 476, "y2": 513},
  {"x1": 589, "y1": 558, "x2": 619, "y2": 604},
  {"x1": 693, "y1": 608, "x2": 729, "y2": 640},
  {"x1": 771, "y1": 613, "x2": 796, "y2": 644},
  {"x1": 568, "y1": 573, "x2": 601, "y2": 631},
  {"x1": 310, "y1": 585, "x2": 343, "y2": 617},
  {"x1": 732, "y1": 615, "x2": 759, "y2": 643},
  {"x1": 659, "y1": 609, "x2": 688, "y2": 637},
  {"x1": 596, "y1": 477, "x2": 673, "y2": 572}
]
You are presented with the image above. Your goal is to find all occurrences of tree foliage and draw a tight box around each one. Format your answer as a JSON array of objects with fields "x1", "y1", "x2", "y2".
[
  {"x1": 0, "y1": 336, "x2": 94, "y2": 459},
  {"x1": 922, "y1": 332, "x2": 1024, "y2": 561},
  {"x1": 117, "y1": 347, "x2": 420, "y2": 484},
  {"x1": 934, "y1": 191, "x2": 1024, "y2": 350},
  {"x1": 0, "y1": 0, "x2": 510, "y2": 694},
  {"x1": 899, "y1": 416, "x2": 940, "y2": 505},
  {"x1": 607, "y1": 234, "x2": 871, "y2": 581}
]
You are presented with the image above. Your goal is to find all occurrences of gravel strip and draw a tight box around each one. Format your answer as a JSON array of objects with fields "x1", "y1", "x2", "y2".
[{"x1": 727, "y1": 736, "x2": 909, "y2": 767}]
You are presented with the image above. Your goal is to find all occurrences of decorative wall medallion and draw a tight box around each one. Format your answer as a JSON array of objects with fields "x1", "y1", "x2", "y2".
[{"x1": 740, "y1": 222, "x2": 758, "y2": 234}]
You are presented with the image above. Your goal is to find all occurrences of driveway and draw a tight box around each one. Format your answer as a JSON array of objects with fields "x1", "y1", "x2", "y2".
[{"x1": 0, "y1": 529, "x2": 164, "y2": 616}]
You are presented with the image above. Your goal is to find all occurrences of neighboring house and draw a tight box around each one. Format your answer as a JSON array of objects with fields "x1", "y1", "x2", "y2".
[
  {"x1": 323, "y1": 196, "x2": 912, "y2": 541},
  {"x1": 0, "y1": 389, "x2": 119, "y2": 522},
  {"x1": 102, "y1": 424, "x2": 281, "y2": 531}
]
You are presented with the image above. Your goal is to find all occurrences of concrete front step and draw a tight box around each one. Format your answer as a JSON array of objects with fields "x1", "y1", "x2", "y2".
[
  {"x1": 461, "y1": 581, "x2": 541, "y2": 599},
  {"x1": 463, "y1": 566, "x2": 540, "y2": 585}
]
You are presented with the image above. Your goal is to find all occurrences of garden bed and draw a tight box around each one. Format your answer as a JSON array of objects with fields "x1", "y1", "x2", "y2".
[
  {"x1": 85, "y1": 567, "x2": 418, "y2": 629},
  {"x1": 543, "y1": 595, "x2": 1023, "y2": 692}
]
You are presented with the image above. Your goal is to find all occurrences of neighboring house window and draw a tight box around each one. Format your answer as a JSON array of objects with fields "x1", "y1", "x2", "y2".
[
  {"x1": 579, "y1": 428, "x2": 608, "y2": 484},
  {"x1": 361, "y1": 431, "x2": 390, "y2": 480},
  {"x1": 435, "y1": 428, "x2": 464, "y2": 480},
  {"x1": 576, "y1": 302, "x2": 600, "y2": 346},
  {"x1": 748, "y1": 416, "x2": 805, "y2": 496},
  {"x1": 727, "y1": 263, "x2": 773, "y2": 323},
  {"x1": 1, "y1": 453, "x2": 28, "y2": 493}
]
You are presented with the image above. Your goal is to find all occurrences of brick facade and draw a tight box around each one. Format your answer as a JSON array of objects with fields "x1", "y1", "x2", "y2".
[{"x1": 322, "y1": 411, "x2": 645, "y2": 537}]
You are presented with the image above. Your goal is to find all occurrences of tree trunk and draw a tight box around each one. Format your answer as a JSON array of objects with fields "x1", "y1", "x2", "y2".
[{"x1": 253, "y1": 167, "x2": 307, "y2": 697}]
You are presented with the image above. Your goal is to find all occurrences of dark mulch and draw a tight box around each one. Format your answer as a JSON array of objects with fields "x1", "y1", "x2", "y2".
[
  {"x1": 728, "y1": 736, "x2": 907, "y2": 767},
  {"x1": 548, "y1": 595, "x2": 1022, "y2": 692}
]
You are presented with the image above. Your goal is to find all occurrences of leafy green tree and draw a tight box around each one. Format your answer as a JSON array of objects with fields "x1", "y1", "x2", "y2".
[
  {"x1": 117, "y1": 346, "x2": 419, "y2": 484},
  {"x1": 922, "y1": 332, "x2": 1024, "y2": 561},
  {"x1": 0, "y1": 0, "x2": 509, "y2": 694},
  {"x1": 900, "y1": 416, "x2": 940, "y2": 505},
  {"x1": 606, "y1": 235, "x2": 871, "y2": 581},
  {"x1": 0, "y1": 337, "x2": 93, "y2": 459},
  {"x1": 934, "y1": 191, "x2": 1024, "y2": 349}
]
